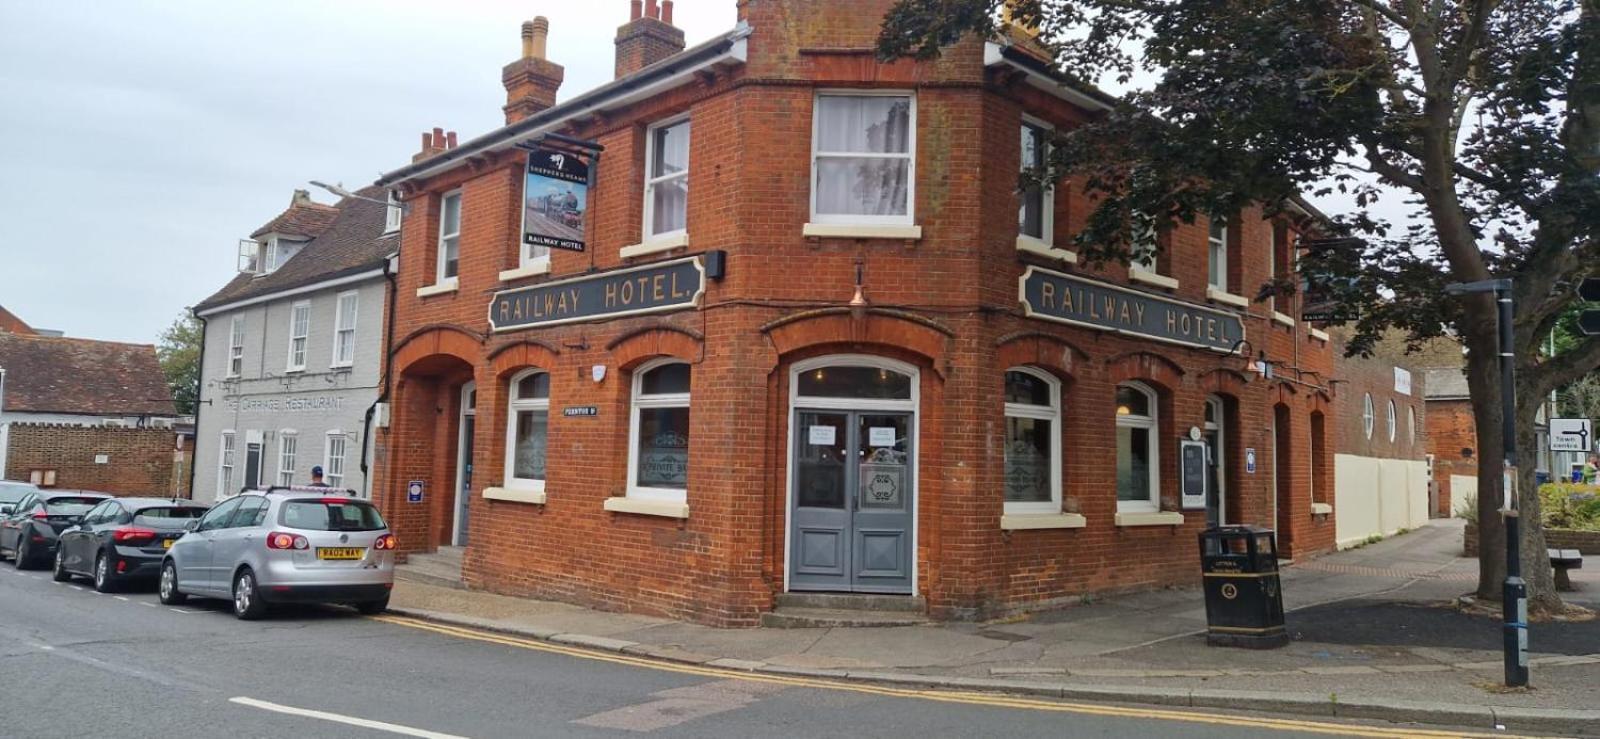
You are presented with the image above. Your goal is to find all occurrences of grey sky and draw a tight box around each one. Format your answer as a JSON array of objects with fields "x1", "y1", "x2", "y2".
[{"x1": 0, "y1": 1, "x2": 736, "y2": 344}]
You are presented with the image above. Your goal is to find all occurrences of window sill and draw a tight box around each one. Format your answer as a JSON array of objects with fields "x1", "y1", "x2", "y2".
[
  {"x1": 1114, "y1": 510, "x2": 1186, "y2": 527},
  {"x1": 1001, "y1": 513, "x2": 1087, "y2": 531},
  {"x1": 483, "y1": 486, "x2": 546, "y2": 505},
  {"x1": 1308, "y1": 327, "x2": 1330, "y2": 343},
  {"x1": 1128, "y1": 267, "x2": 1179, "y2": 290},
  {"x1": 498, "y1": 260, "x2": 551, "y2": 282},
  {"x1": 1205, "y1": 287, "x2": 1250, "y2": 309},
  {"x1": 416, "y1": 279, "x2": 459, "y2": 298},
  {"x1": 603, "y1": 497, "x2": 689, "y2": 519},
  {"x1": 620, "y1": 232, "x2": 689, "y2": 259},
  {"x1": 1015, "y1": 236, "x2": 1078, "y2": 264},
  {"x1": 802, "y1": 223, "x2": 922, "y2": 240},
  {"x1": 1273, "y1": 311, "x2": 1296, "y2": 328},
  {"x1": 1311, "y1": 502, "x2": 1334, "y2": 516},
  {"x1": 329, "y1": 362, "x2": 353, "y2": 371}
]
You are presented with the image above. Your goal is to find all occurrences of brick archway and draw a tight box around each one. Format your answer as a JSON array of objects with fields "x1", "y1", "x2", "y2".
[
  {"x1": 761, "y1": 310, "x2": 951, "y2": 377},
  {"x1": 382, "y1": 326, "x2": 482, "y2": 554}
]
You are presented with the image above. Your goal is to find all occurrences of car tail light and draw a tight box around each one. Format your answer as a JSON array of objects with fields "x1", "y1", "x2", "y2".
[
  {"x1": 266, "y1": 531, "x2": 310, "y2": 550},
  {"x1": 31, "y1": 511, "x2": 48, "y2": 520},
  {"x1": 372, "y1": 534, "x2": 397, "y2": 551},
  {"x1": 112, "y1": 527, "x2": 159, "y2": 545}
]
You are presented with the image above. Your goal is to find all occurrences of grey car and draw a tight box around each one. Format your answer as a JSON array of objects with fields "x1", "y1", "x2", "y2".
[{"x1": 159, "y1": 488, "x2": 396, "y2": 619}]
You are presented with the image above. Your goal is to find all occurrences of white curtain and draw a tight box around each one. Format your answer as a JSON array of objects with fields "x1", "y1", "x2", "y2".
[{"x1": 814, "y1": 96, "x2": 911, "y2": 217}]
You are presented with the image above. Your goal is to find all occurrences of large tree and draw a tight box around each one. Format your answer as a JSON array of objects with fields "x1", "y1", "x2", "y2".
[
  {"x1": 156, "y1": 313, "x2": 202, "y2": 416},
  {"x1": 879, "y1": 0, "x2": 1600, "y2": 613}
]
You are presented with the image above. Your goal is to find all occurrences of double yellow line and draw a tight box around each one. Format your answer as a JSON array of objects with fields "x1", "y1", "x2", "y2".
[{"x1": 372, "y1": 615, "x2": 1532, "y2": 738}]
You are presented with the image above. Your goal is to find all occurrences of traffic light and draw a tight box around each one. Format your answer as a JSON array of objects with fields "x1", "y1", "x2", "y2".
[{"x1": 1582, "y1": 278, "x2": 1600, "y2": 336}]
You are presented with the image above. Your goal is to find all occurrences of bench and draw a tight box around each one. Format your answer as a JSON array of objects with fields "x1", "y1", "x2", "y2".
[{"x1": 1549, "y1": 548, "x2": 1583, "y2": 591}]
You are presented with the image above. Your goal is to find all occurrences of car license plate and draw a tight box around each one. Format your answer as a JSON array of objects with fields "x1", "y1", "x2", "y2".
[
  {"x1": 316, "y1": 547, "x2": 365, "y2": 560},
  {"x1": 162, "y1": 539, "x2": 174, "y2": 549}
]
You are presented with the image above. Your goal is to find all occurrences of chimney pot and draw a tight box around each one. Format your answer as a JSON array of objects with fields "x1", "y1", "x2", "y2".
[
  {"x1": 630, "y1": 0, "x2": 643, "y2": 20},
  {"x1": 433, "y1": 126, "x2": 444, "y2": 142},
  {"x1": 661, "y1": 0, "x2": 673, "y2": 24},
  {"x1": 446, "y1": 131, "x2": 458, "y2": 149},
  {"x1": 530, "y1": 17, "x2": 549, "y2": 60},
  {"x1": 421, "y1": 132, "x2": 432, "y2": 150},
  {"x1": 292, "y1": 189, "x2": 311, "y2": 206},
  {"x1": 645, "y1": 0, "x2": 659, "y2": 19}
]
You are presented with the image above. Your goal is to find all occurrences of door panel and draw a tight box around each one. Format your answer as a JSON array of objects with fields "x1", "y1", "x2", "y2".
[
  {"x1": 789, "y1": 410, "x2": 914, "y2": 594},
  {"x1": 790, "y1": 412, "x2": 849, "y2": 587},
  {"x1": 457, "y1": 416, "x2": 475, "y2": 546},
  {"x1": 852, "y1": 413, "x2": 913, "y2": 593}
]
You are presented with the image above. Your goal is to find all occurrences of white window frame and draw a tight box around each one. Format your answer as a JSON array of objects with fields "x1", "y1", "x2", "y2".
[
  {"x1": 285, "y1": 300, "x2": 310, "y2": 372},
  {"x1": 384, "y1": 191, "x2": 403, "y2": 234},
  {"x1": 227, "y1": 315, "x2": 245, "y2": 378},
  {"x1": 262, "y1": 237, "x2": 280, "y2": 273},
  {"x1": 503, "y1": 369, "x2": 550, "y2": 493},
  {"x1": 1003, "y1": 367, "x2": 1062, "y2": 515},
  {"x1": 1208, "y1": 218, "x2": 1229, "y2": 292},
  {"x1": 809, "y1": 90, "x2": 917, "y2": 227},
  {"x1": 1115, "y1": 381, "x2": 1161, "y2": 513},
  {"x1": 1409, "y1": 406, "x2": 1417, "y2": 446},
  {"x1": 626, "y1": 359, "x2": 691, "y2": 503},
  {"x1": 277, "y1": 430, "x2": 298, "y2": 486},
  {"x1": 643, "y1": 115, "x2": 691, "y2": 242},
  {"x1": 1363, "y1": 393, "x2": 1376, "y2": 440},
  {"x1": 324, "y1": 431, "x2": 347, "y2": 488},
  {"x1": 331, "y1": 290, "x2": 358, "y2": 368},
  {"x1": 435, "y1": 190, "x2": 462, "y2": 287},
  {"x1": 1387, "y1": 399, "x2": 1398, "y2": 443},
  {"x1": 1205, "y1": 394, "x2": 1227, "y2": 522},
  {"x1": 1018, "y1": 117, "x2": 1054, "y2": 246},
  {"x1": 218, "y1": 431, "x2": 236, "y2": 498}
]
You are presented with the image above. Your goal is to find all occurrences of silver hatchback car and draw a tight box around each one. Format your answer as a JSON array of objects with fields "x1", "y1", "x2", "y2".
[{"x1": 159, "y1": 487, "x2": 396, "y2": 619}]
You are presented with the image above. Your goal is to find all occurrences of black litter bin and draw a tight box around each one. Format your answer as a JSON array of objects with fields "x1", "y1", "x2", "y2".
[{"x1": 1199, "y1": 526, "x2": 1288, "y2": 649}]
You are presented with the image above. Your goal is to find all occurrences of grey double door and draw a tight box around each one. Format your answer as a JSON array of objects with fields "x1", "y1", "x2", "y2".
[{"x1": 790, "y1": 410, "x2": 914, "y2": 594}]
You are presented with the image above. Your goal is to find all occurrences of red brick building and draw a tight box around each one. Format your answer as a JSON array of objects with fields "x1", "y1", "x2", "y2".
[{"x1": 372, "y1": 0, "x2": 1339, "y2": 625}]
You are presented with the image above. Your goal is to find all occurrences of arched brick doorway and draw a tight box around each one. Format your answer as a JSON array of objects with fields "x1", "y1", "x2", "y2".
[{"x1": 384, "y1": 329, "x2": 480, "y2": 553}]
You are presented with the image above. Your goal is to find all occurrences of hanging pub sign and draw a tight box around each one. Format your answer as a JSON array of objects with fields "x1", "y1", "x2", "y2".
[
  {"x1": 1299, "y1": 236, "x2": 1366, "y2": 323},
  {"x1": 522, "y1": 148, "x2": 589, "y2": 252},
  {"x1": 1018, "y1": 266, "x2": 1245, "y2": 353},
  {"x1": 488, "y1": 256, "x2": 706, "y2": 332}
]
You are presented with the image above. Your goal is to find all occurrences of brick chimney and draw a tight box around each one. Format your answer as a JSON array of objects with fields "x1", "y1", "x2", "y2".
[
  {"x1": 615, "y1": 0, "x2": 685, "y2": 78},
  {"x1": 413, "y1": 127, "x2": 459, "y2": 163},
  {"x1": 503, "y1": 16, "x2": 564, "y2": 125}
]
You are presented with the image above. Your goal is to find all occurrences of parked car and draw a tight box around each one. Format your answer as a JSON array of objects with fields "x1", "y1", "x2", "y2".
[
  {"x1": 53, "y1": 497, "x2": 209, "y2": 592},
  {"x1": 0, "y1": 491, "x2": 111, "y2": 569},
  {"x1": 160, "y1": 487, "x2": 396, "y2": 619},
  {"x1": 0, "y1": 480, "x2": 42, "y2": 516}
]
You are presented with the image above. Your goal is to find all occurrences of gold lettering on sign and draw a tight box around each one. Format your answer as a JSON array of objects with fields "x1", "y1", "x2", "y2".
[
  {"x1": 652, "y1": 274, "x2": 665, "y2": 302},
  {"x1": 1166, "y1": 308, "x2": 1178, "y2": 335},
  {"x1": 620, "y1": 278, "x2": 634, "y2": 305},
  {"x1": 1119, "y1": 300, "x2": 1132, "y2": 325},
  {"x1": 1132, "y1": 303, "x2": 1145, "y2": 325},
  {"x1": 605, "y1": 282, "x2": 618, "y2": 308},
  {"x1": 671, "y1": 272, "x2": 687, "y2": 299},
  {"x1": 1040, "y1": 281, "x2": 1056, "y2": 309},
  {"x1": 498, "y1": 301, "x2": 510, "y2": 324}
]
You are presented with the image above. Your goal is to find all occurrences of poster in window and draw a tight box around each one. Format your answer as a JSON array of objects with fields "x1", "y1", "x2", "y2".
[
  {"x1": 1179, "y1": 439, "x2": 1208, "y2": 510},
  {"x1": 522, "y1": 148, "x2": 589, "y2": 252}
]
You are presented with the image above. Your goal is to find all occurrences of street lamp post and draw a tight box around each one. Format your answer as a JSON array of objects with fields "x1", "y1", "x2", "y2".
[{"x1": 1443, "y1": 278, "x2": 1527, "y2": 688}]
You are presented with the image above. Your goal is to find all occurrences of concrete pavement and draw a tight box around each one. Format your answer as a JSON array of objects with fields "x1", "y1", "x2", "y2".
[{"x1": 389, "y1": 519, "x2": 1600, "y2": 736}]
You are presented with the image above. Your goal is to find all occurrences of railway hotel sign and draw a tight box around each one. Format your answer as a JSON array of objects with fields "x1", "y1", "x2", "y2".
[
  {"x1": 489, "y1": 256, "x2": 706, "y2": 332},
  {"x1": 1019, "y1": 266, "x2": 1245, "y2": 353}
]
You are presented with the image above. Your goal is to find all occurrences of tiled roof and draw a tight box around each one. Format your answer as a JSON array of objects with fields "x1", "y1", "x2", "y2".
[
  {"x1": 193, "y1": 186, "x2": 396, "y2": 314},
  {"x1": 249, "y1": 197, "x2": 341, "y2": 239},
  {"x1": 0, "y1": 333, "x2": 176, "y2": 416}
]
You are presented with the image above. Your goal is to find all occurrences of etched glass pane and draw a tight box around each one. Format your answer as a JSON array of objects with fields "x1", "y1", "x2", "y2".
[
  {"x1": 514, "y1": 410, "x2": 548, "y2": 481},
  {"x1": 1005, "y1": 371, "x2": 1051, "y2": 406},
  {"x1": 640, "y1": 363, "x2": 690, "y2": 395},
  {"x1": 1117, "y1": 426, "x2": 1152, "y2": 502},
  {"x1": 1004, "y1": 416, "x2": 1051, "y2": 503},
  {"x1": 636, "y1": 407, "x2": 689, "y2": 489},
  {"x1": 797, "y1": 366, "x2": 911, "y2": 399}
]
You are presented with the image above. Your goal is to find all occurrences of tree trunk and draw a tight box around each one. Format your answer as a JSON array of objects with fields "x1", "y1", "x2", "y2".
[
  {"x1": 1463, "y1": 324, "x2": 1509, "y2": 601},
  {"x1": 1514, "y1": 394, "x2": 1565, "y2": 615}
]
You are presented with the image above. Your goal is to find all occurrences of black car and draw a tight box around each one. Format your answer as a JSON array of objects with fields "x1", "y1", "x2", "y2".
[
  {"x1": 0, "y1": 491, "x2": 110, "y2": 569},
  {"x1": 54, "y1": 497, "x2": 209, "y2": 592},
  {"x1": 0, "y1": 481, "x2": 41, "y2": 516}
]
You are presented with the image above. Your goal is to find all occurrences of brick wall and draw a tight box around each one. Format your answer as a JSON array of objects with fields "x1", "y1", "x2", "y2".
[
  {"x1": 1428, "y1": 399, "x2": 1477, "y2": 516},
  {"x1": 1332, "y1": 348, "x2": 1427, "y2": 461},
  {"x1": 372, "y1": 0, "x2": 1340, "y2": 625},
  {"x1": 5, "y1": 423, "x2": 180, "y2": 495},
  {"x1": 1465, "y1": 521, "x2": 1600, "y2": 556}
]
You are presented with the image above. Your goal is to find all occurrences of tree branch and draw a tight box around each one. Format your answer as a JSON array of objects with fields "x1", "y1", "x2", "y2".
[
  {"x1": 1526, "y1": 334, "x2": 1600, "y2": 400},
  {"x1": 1345, "y1": 0, "x2": 1416, "y2": 30}
]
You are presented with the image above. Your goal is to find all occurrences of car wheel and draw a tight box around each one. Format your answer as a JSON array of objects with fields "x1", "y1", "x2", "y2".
[
  {"x1": 232, "y1": 568, "x2": 267, "y2": 620},
  {"x1": 14, "y1": 537, "x2": 33, "y2": 570},
  {"x1": 355, "y1": 595, "x2": 390, "y2": 616},
  {"x1": 158, "y1": 561, "x2": 187, "y2": 605},
  {"x1": 93, "y1": 553, "x2": 117, "y2": 593},
  {"x1": 52, "y1": 549, "x2": 73, "y2": 582}
]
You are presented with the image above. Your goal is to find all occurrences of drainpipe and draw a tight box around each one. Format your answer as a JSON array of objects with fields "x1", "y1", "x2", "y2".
[
  {"x1": 359, "y1": 253, "x2": 400, "y2": 496},
  {"x1": 186, "y1": 314, "x2": 207, "y2": 499},
  {"x1": 0, "y1": 366, "x2": 8, "y2": 480}
]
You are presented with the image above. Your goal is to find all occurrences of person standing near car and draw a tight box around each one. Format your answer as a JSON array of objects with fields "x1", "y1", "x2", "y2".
[{"x1": 308, "y1": 465, "x2": 330, "y2": 488}]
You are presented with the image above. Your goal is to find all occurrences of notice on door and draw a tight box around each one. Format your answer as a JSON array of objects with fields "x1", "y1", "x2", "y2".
[
  {"x1": 808, "y1": 425, "x2": 837, "y2": 446},
  {"x1": 868, "y1": 427, "x2": 897, "y2": 448}
]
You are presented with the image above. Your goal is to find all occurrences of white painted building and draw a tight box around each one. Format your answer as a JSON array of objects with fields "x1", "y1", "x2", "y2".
[{"x1": 191, "y1": 188, "x2": 398, "y2": 502}]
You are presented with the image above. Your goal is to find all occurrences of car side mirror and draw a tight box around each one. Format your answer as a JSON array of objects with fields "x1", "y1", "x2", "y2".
[
  {"x1": 0, "y1": 506, "x2": 12, "y2": 516},
  {"x1": 184, "y1": 520, "x2": 200, "y2": 532}
]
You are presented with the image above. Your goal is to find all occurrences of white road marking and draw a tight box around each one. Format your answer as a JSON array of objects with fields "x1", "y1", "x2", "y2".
[
  {"x1": 113, "y1": 596, "x2": 129, "y2": 601},
  {"x1": 29, "y1": 575, "x2": 42, "y2": 580},
  {"x1": 69, "y1": 585, "x2": 84, "y2": 591},
  {"x1": 168, "y1": 608, "x2": 197, "y2": 614},
  {"x1": 140, "y1": 602, "x2": 157, "y2": 608},
  {"x1": 229, "y1": 697, "x2": 468, "y2": 739}
]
